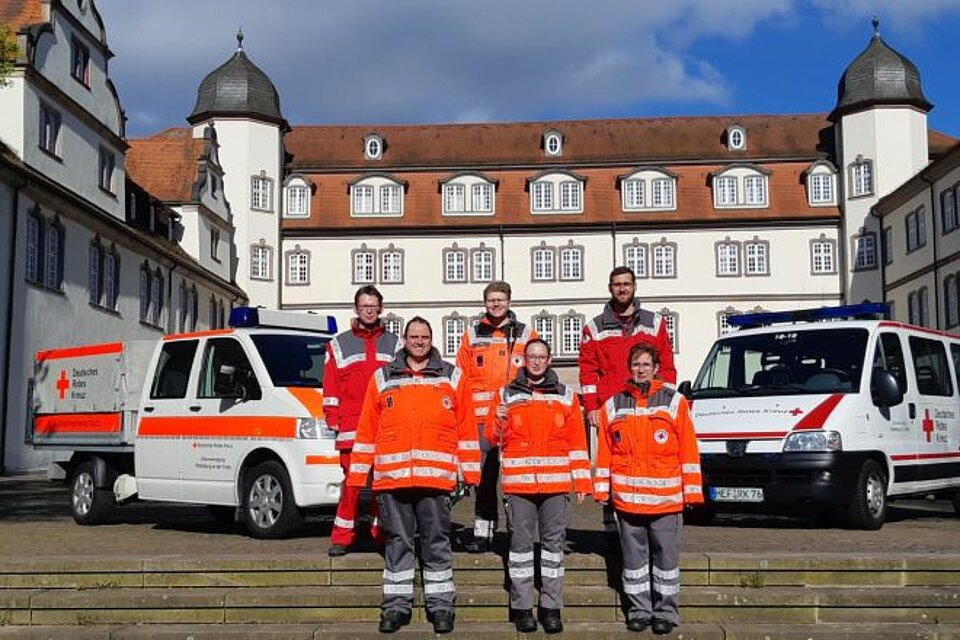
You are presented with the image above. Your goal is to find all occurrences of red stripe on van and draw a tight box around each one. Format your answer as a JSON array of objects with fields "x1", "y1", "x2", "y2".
[
  {"x1": 890, "y1": 452, "x2": 960, "y2": 462},
  {"x1": 792, "y1": 394, "x2": 843, "y2": 430},
  {"x1": 35, "y1": 342, "x2": 124, "y2": 362},
  {"x1": 696, "y1": 431, "x2": 788, "y2": 440},
  {"x1": 35, "y1": 413, "x2": 122, "y2": 434},
  {"x1": 138, "y1": 416, "x2": 296, "y2": 439}
]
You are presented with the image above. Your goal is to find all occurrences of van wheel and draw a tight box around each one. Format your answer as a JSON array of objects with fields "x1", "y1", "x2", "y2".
[
  {"x1": 71, "y1": 460, "x2": 113, "y2": 525},
  {"x1": 846, "y1": 459, "x2": 887, "y2": 530},
  {"x1": 241, "y1": 461, "x2": 302, "y2": 539}
]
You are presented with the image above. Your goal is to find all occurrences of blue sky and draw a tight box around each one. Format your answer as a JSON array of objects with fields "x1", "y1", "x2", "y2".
[{"x1": 96, "y1": 0, "x2": 960, "y2": 139}]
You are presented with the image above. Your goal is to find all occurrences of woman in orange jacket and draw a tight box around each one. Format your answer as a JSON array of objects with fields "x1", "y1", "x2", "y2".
[
  {"x1": 485, "y1": 339, "x2": 591, "y2": 634},
  {"x1": 594, "y1": 343, "x2": 703, "y2": 635}
]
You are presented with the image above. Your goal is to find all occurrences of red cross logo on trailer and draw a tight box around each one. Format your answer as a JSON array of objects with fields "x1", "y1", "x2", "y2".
[
  {"x1": 921, "y1": 409, "x2": 934, "y2": 443},
  {"x1": 56, "y1": 370, "x2": 70, "y2": 400}
]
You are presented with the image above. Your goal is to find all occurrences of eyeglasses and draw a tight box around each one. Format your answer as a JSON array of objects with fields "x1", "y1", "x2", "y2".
[
  {"x1": 485, "y1": 297, "x2": 509, "y2": 304},
  {"x1": 357, "y1": 305, "x2": 381, "y2": 310},
  {"x1": 632, "y1": 362, "x2": 655, "y2": 369},
  {"x1": 526, "y1": 355, "x2": 549, "y2": 362}
]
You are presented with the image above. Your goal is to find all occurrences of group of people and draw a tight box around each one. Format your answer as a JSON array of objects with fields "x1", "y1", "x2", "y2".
[{"x1": 321, "y1": 268, "x2": 703, "y2": 635}]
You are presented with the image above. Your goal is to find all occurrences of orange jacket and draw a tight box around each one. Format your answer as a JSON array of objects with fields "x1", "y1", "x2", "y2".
[
  {"x1": 484, "y1": 369, "x2": 591, "y2": 496},
  {"x1": 346, "y1": 348, "x2": 480, "y2": 492},
  {"x1": 594, "y1": 379, "x2": 703, "y2": 515},
  {"x1": 456, "y1": 313, "x2": 537, "y2": 431}
]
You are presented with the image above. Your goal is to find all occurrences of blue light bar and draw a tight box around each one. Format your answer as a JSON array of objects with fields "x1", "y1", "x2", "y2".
[
  {"x1": 230, "y1": 307, "x2": 259, "y2": 327},
  {"x1": 728, "y1": 303, "x2": 890, "y2": 328},
  {"x1": 229, "y1": 307, "x2": 338, "y2": 334}
]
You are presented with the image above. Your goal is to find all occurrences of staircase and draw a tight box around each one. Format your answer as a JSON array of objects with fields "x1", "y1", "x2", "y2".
[{"x1": 1, "y1": 552, "x2": 959, "y2": 638}]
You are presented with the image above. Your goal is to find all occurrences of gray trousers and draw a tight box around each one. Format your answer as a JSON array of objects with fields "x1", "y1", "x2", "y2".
[
  {"x1": 617, "y1": 511, "x2": 682, "y2": 625},
  {"x1": 473, "y1": 430, "x2": 499, "y2": 540},
  {"x1": 504, "y1": 493, "x2": 570, "y2": 610},
  {"x1": 377, "y1": 490, "x2": 455, "y2": 615}
]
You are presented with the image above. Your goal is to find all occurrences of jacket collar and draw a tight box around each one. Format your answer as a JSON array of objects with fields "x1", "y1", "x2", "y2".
[
  {"x1": 351, "y1": 319, "x2": 385, "y2": 339},
  {"x1": 622, "y1": 378, "x2": 663, "y2": 400},
  {"x1": 476, "y1": 310, "x2": 520, "y2": 337},
  {"x1": 510, "y1": 367, "x2": 561, "y2": 394},
  {"x1": 386, "y1": 347, "x2": 446, "y2": 378},
  {"x1": 600, "y1": 298, "x2": 642, "y2": 329}
]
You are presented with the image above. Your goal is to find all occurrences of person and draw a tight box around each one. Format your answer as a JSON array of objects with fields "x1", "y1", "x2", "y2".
[
  {"x1": 593, "y1": 344, "x2": 703, "y2": 635},
  {"x1": 323, "y1": 286, "x2": 400, "y2": 557},
  {"x1": 485, "y1": 339, "x2": 591, "y2": 634},
  {"x1": 347, "y1": 317, "x2": 480, "y2": 634},
  {"x1": 456, "y1": 281, "x2": 537, "y2": 553},
  {"x1": 579, "y1": 266, "x2": 677, "y2": 540}
]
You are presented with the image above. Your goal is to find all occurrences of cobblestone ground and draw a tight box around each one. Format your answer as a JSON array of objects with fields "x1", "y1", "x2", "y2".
[{"x1": 0, "y1": 475, "x2": 957, "y2": 557}]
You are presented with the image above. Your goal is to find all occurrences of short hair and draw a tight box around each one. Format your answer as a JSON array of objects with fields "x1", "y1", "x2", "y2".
[
  {"x1": 354, "y1": 285, "x2": 383, "y2": 306},
  {"x1": 608, "y1": 266, "x2": 636, "y2": 284},
  {"x1": 524, "y1": 338, "x2": 552, "y2": 357},
  {"x1": 627, "y1": 343, "x2": 659, "y2": 368},
  {"x1": 404, "y1": 316, "x2": 432, "y2": 338},
  {"x1": 483, "y1": 281, "x2": 512, "y2": 300}
]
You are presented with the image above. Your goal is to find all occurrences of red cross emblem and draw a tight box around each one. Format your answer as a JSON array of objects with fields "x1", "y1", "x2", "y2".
[
  {"x1": 921, "y1": 409, "x2": 935, "y2": 443},
  {"x1": 789, "y1": 407, "x2": 804, "y2": 417},
  {"x1": 56, "y1": 370, "x2": 70, "y2": 400}
]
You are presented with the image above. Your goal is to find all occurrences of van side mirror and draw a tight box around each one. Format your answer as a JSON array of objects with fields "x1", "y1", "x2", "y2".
[
  {"x1": 871, "y1": 369, "x2": 903, "y2": 408},
  {"x1": 678, "y1": 380, "x2": 693, "y2": 399}
]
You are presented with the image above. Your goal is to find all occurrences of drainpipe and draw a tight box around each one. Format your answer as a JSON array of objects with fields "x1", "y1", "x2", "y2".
[
  {"x1": 867, "y1": 205, "x2": 887, "y2": 318},
  {"x1": 920, "y1": 174, "x2": 940, "y2": 329},
  {"x1": 1, "y1": 180, "x2": 28, "y2": 474}
]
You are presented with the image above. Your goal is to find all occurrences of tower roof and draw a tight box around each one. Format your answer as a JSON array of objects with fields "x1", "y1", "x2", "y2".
[
  {"x1": 831, "y1": 17, "x2": 931, "y2": 120},
  {"x1": 187, "y1": 30, "x2": 284, "y2": 127}
]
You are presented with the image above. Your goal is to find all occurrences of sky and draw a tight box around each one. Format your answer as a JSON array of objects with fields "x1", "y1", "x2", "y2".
[{"x1": 95, "y1": 0, "x2": 960, "y2": 139}]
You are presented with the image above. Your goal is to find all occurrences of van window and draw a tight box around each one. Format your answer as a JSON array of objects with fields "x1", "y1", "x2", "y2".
[
  {"x1": 952, "y1": 344, "x2": 960, "y2": 390},
  {"x1": 908, "y1": 336, "x2": 954, "y2": 397},
  {"x1": 872, "y1": 333, "x2": 908, "y2": 393},
  {"x1": 150, "y1": 340, "x2": 198, "y2": 399},
  {"x1": 198, "y1": 338, "x2": 262, "y2": 400},
  {"x1": 250, "y1": 334, "x2": 328, "y2": 388}
]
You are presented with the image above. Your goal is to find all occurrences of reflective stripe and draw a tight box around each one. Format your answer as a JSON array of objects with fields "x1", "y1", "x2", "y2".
[
  {"x1": 581, "y1": 384, "x2": 597, "y2": 394},
  {"x1": 541, "y1": 566, "x2": 564, "y2": 579},
  {"x1": 353, "y1": 442, "x2": 375, "y2": 454},
  {"x1": 383, "y1": 568, "x2": 416, "y2": 582},
  {"x1": 623, "y1": 567, "x2": 649, "y2": 579},
  {"x1": 374, "y1": 467, "x2": 411, "y2": 481},
  {"x1": 323, "y1": 397, "x2": 339, "y2": 407},
  {"x1": 653, "y1": 566, "x2": 680, "y2": 580},
  {"x1": 594, "y1": 482, "x2": 609, "y2": 493},
  {"x1": 376, "y1": 449, "x2": 456, "y2": 466},
  {"x1": 509, "y1": 551, "x2": 534, "y2": 563},
  {"x1": 377, "y1": 452, "x2": 412, "y2": 465},
  {"x1": 459, "y1": 440, "x2": 480, "y2": 450},
  {"x1": 653, "y1": 583, "x2": 680, "y2": 595},
  {"x1": 474, "y1": 520, "x2": 493, "y2": 537},
  {"x1": 334, "y1": 517, "x2": 355, "y2": 529},
  {"x1": 474, "y1": 406, "x2": 489, "y2": 417},
  {"x1": 336, "y1": 431, "x2": 355, "y2": 443},
  {"x1": 349, "y1": 463, "x2": 371, "y2": 474},
  {"x1": 502, "y1": 456, "x2": 571, "y2": 468},
  {"x1": 685, "y1": 485, "x2": 703, "y2": 494},
  {"x1": 614, "y1": 491, "x2": 683, "y2": 505},
  {"x1": 682, "y1": 463, "x2": 702, "y2": 474},
  {"x1": 503, "y1": 474, "x2": 535, "y2": 484},
  {"x1": 595, "y1": 468, "x2": 611, "y2": 478},
  {"x1": 413, "y1": 467, "x2": 458, "y2": 481},
  {"x1": 568, "y1": 450, "x2": 589, "y2": 461},
  {"x1": 423, "y1": 569, "x2": 453, "y2": 581},
  {"x1": 337, "y1": 353, "x2": 366, "y2": 368},
  {"x1": 472, "y1": 391, "x2": 493, "y2": 402},
  {"x1": 423, "y1": 581, "x2": 455, "y2": 594},
  {"x1": 509, "y1": 567, "x2": 535, "y2": 579},
  {"x1": 612, "y1": 473, "x2": 681, "y2": 489},
  {"x1": 571, "y1": 469, "x2": 591, "y2": 480},
  {"x1": 623, "y1": 583, "x2": 650, "y2": 595},
  {"x1": 376, "y1": 352, "x2": 394, "y2": 362},
  {"x1": 383, "y1": 583, "x2": 414, "y2": 595},
  {"x1": 537, "y1": 473, "x2": 572, "y2": 484},
  {"x1": 460, "y1": 462, "x2": 481, "y2": 473},
  {"x1": 541, "y1": 550, "x2": 563, "y2": 563}
]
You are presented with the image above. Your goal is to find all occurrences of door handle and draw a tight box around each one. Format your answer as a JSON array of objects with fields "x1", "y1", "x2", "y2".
[
  {"x1": 189, "y1": 405, "x2": 202, "y2": 412},
  {"x1": 142, "y1": 406, "x2": 155, "y2": 413},
  {"x1": 908, "y1": 402, "x2": 916, "y2": 419}
]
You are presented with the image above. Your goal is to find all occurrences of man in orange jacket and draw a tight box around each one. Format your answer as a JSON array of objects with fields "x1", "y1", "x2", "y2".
[
  {"x1": 348, "y1": 317, "x2": 479, "y2": 635},
  {"x1": 456, "y1": 281, "x2": 536, "y2": 553},
  {"x1": 485, "y1": 339, "x2": 590, "y2": 634},
  {"x1": 323, "y1": 286, "x2": 399, "y2": 556},
  {"x1": 594, "y1": 344, "x2": 702, "y2": 635}
]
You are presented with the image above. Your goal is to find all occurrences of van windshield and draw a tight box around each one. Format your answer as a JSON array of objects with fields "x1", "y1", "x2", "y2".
[
  {"x1": 250, "y1": 334, "x2": 328, "y2": 388},
  {"x1": 691, "y1": 328, "x2": 869, "y2": 399}
]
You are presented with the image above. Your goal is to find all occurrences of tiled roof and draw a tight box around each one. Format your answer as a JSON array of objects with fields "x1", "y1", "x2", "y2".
[
  {"x1": 0, "y1": 0, "x2": 45, "y2": 32},
  {"x1": 126, "y1": 128, "x2": 205, "y2": 203}
]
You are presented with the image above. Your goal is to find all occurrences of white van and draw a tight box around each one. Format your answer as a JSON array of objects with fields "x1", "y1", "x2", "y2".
[{"x1": 686, "y1": 303, "x2": 960, "y2": 529}]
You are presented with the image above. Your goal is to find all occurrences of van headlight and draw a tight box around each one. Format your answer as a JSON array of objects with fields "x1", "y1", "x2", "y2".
[
  {"x1": 782, "y1": 431, "x2": 842, "y2": 453},
  {"x1": 297, "y1": 418, "x2": 338, "y2": 440}
]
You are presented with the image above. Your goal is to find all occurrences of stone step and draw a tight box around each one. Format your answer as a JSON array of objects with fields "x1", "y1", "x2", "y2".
[
  {"x1": 3, "y1": 622, "x2": 960, "y2": 639},
  {"x1": 0, "y1": 585, "x2": 958, "y2": 625}
]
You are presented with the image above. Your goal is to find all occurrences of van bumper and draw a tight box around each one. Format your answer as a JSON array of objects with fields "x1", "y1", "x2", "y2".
[
  {"x1": 290, "y1": 450, "x2": 344, "y2": 507},
  {"x1": 701, "y1": 451, "x2": 870, "y2": 510}
]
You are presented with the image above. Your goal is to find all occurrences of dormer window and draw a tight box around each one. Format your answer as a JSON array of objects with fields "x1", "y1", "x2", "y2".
[
  {"x1": 727, "y1": 125, "x2": 746, "y2": 151},
  {"x1": 619, "y1": 168, "x2": 678, "y2": 212},
  {"x1": 441, "y1": 173, "x2": 497, "y2": 216},
  {"x1": 350, "y1": 174, "x2": 406, "y2": 217},
  {"x1": 283, "y1": 174, "x2": 313, "y2": 218},
  {"x1": 544, "y1": 131, "x2": 563, "y2": 157},
  {"x1": 804, "y1": 161, "x2": 838, "y2": 206},
  {"x1": 528, "y1": 171, "x2": 585, "y2": 214},
  {"x1": 364, "y1": 134, "x2": 384, "y2": 160},
  {"x1": 711, "y1": 164, "x2": 770, "y2": 209}
]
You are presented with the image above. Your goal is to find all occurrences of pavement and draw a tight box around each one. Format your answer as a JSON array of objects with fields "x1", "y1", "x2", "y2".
[{"x1": 0, "y1": 474, "x2": 958, "y2": 557}]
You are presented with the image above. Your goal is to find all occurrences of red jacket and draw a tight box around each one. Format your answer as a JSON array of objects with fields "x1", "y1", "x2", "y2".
[
  {"x1": 593, "y1": 379, "x2": 703, "y2": 515},
  {"x1": 322, "y1": 320, "x2": 399, "y2": 450},
  {"x1": 578, "y1": 300, "x2": 676, "y2": 412}
]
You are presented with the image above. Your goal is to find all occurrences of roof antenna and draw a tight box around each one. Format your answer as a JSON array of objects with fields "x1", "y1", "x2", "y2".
[
  {"x1": 872, "y1": 14, "x2": 880, "y2": 38},
  {"x1": 236, "y1": 28, "x2": 244, "y2": 52}
]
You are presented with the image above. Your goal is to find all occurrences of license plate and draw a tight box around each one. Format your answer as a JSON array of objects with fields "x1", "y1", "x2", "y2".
[{"x1": 709, "y1": 486, "x2": 764, "y2": 503}]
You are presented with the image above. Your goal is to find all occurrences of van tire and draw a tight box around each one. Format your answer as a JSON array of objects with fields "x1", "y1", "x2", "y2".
[
  {"x1": 241, "y1": 460, "x2": 303, "y2": 539},
  {"x1": 71, "y1": 460, "x2": 113, "y2": 525},
  {"x1": 846, "y1": 459, "x2": 887, "y2": 530},
  {"x1": 951, "y1": 491, "x2": 960, "y2": 516}
]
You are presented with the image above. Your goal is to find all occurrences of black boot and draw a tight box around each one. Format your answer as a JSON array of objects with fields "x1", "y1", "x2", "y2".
[
  {"x1": 512, "y1": 608, "x2": 537, "y2": 633},
  {"x1": 431, "y1": 610, "x2": 455, "y2": 634},
  {"x1": 539, "y1": 607, "x2": 563, "y2": 634},
  {"x1": 378, "y1": 609, "x2": 410, "y2": 633},
  {"x1": 651, "y1": 618, "x2": 677, "y2": 635}
]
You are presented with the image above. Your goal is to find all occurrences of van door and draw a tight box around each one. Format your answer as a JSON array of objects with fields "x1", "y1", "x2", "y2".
[
  {"x1": 904, "y1": 335, "x2": 957, "y2": 492},
  {"x1": 182, "y1": 337, "x2": 264, "y2": 504},
  {"x1": 137, "y1": 339, "x2": 201, "y2": 501},
  {"x1": 870, "y1": 332, "x2": 912, "y2": 492}
]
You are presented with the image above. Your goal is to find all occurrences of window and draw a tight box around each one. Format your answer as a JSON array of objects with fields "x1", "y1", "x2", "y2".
[
  {"x1": 25, "y1": 211, "x2": 42, "y2": 284},
  {"x1": 139, "y1": 263, "x2": 151, "y2": 322},
  {"x1": 286, "y1": 185, "x2": 310, "y2": 217},
  {"x1": 188, "y1": 285, "x2": 199, "y2": 332},
  {"x1": 854, "y1": 231, "x2": 877, "y2": 271},
  {"x1": 559, "y1": 244, "x2": 583, "y2": 281},
  {"x1": 70, "y1": 36, "x2": 90, "y2": 85},
  {"x1": 715, "y1": 176, "x2": 737, "y2": 206},
  {"x1": 380, "y1": 185, "x2": 401, "y2": 214},
  {"x1": 353, "y1": 185, "x2": 374, "y2": 214},
  {"x1": 88, "y1": 241, "x2": 103, "y2": 306},
  {"x1": 624, "y1": 241, "x2": 648, "y2": 278},
  {"x1": 471, "y1": 246, "x2": 494, "y2": 282},
  {"x1": 251, "y1": 175, "x2": 273, "y2": 211},
  {"x1": 444, "y1": 184, "x2": 465, "y2": 213},
  {"x1": 443, "y1": 179, "x2": 496, "y2": 215},
  {"x1": 472, "y1": 183, "x2": 494, "y2": 212},
  {"x1": 149, "y1": 340, "x2": 198, "y2": 400},
  {"x1": 250, "y1": 244, "x2": 272, "y2": 280},
  {"x1": 544, "y1": 132, "x2": 562, "y2": 156},
  {"x1": 652, "y1": 178, "x2": 674, "y2": 208},
  {"x1": 381, "y1": 247, "x2": 403, "y2": 284},
  {"x1": 728, "y1": 127, "x2": 745, "y2": 150},
  {"x1": 443, "y1": 246, "x2": 467, "y2": 283},
  {"x1": 364, "y1": 135, "x2": 383, "y2": 160},
  {"x1": 873, "y1": 333, "x2": 908, "y2": 395},
  {"x1": 39, "y1": 105, "x2": 61, "y2": 156},
  {"x1": 944, "y1": 275, "x2": 959, "y2": 328},
  {"x1": 717, "y1": 309, "x2": 739, "y2": 336},
  {"x1": 532, "y1": 313, "x2": 555, "y2": 352},
  {"x1": 351, "y1": 247, "x2": 374, "y2": 284},
  {"x1": 209, "y1": 296, "x2": 218, "y2": 329},
  {"x1": 652, "y1": 241, "x2": 675, "y2": 278},
  {"x1": 351, "y1": 179, "x2": 404, "y2": 216},
  {"x1": 199, "y1": 338, "x2": 262, "y2": 400},
  {"x1": 744, "y1": 175, "x2": 767, "y2": 206},
  {"x1": 809, "y1": 173, "x2": 835, "y2": 205},
  {"x1": 103, "y1": 248, "x2": 118, "y2": 311},
  {"x1": 532, "y1": 244, "x2": 555, "y2": 281},
  {"x1": 623, "y1": 179, "x2": 645, "y2": 208},
  {"x1": 210, "y1": 228, "x2": 221, "y2": 262},
  {"x1": 532, "y1": 182, "x2": 553, "y2": 211},
  {"x1": 559, "y1": 313, "x2": 583, "y2": 356},
  {"x1": 44, "y1": 220, "x2": 63, "y2": 290},
  {"x1": 178, "y1": 282, "x2": 188, "y2": 333},
  {"x1": 909, "y1": 336, "x2": 954, "y2": 397},
  {"x1": 908, "y1": 288, "x2": 929, "y2": 327},
  {"x1": 906, "y1": 207, "x2": 927, "y2": 253},
  {"x1": 851, "y1": 160, "x2": 873, "y2": 197},
  {"x1": 98, "y1": 147, "x2": 115, "y2": 193},
  {"x1": 883, "y1": 227, "x2": 893, "y2": 266},
  {"x1": 811, "y1": 238, "x2": 836, "y2": 275},
  {"x1": 559, "y1": 182, "x2": 581, "y2": 211},
  {"x1": 287, "y1": 248, "x2": 310, "y2": 285},
  {"x1": 941, "y1": 187, "x2": 958, "y2": 233},
  {"x1": 661, "y1": 310, "x2": 679, "y2": 354},
  {"x1": 382, "y1": 314, "x2": 404, "y2": 336},
  {"x1": 744, "y1": 240, "x2": 769, "y2": 276},
  {"x1": 151, "y1": 269, "x2": 164, "y2": 327},
  {"x1": 444, "y1": 315, "x2": 466, "y2": 356},
  {"x1": 716, "y1": 241, "x2": 740, "y2": 277}
]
